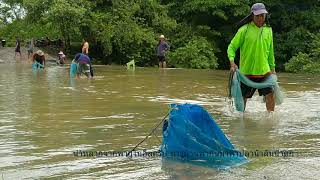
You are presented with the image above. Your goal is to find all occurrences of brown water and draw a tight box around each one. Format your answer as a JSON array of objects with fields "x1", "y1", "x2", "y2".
[{"x1": 0, "y1": 62, "x2": 319, "y2": 179}]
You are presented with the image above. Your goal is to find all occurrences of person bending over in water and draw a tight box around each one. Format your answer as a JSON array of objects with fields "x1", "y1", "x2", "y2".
[
  {"x1": 32, "y1": 50, "x2": 46, "y2": 68},
  {"x1": 73, "y1": 53, "x2": 92, "y2": 78},
  {"x1": 57, "y1": 51, "x2": 66, "y2": 65}
]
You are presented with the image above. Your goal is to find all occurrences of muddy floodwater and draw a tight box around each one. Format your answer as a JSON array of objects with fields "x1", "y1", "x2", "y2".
[{"x1": 0, "y1": 62, "x2": 319, "y2": 179}]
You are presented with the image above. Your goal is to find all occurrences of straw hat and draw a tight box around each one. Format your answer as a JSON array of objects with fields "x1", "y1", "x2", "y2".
[
  {"x1": 159, "y1": 34, "x2": 165, "y2": 39},
  {"x1": 36, "y1": 50, "x2": 44, "y2": 56},
  {"x1": 58, "y1": 51, "x2": 64, "y2": 55}
]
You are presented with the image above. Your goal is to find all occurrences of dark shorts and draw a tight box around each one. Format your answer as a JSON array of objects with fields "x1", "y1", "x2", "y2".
[
  {"x1": 158, "y1": 56, "x2": 165, "y2": 62},
  {"x1": 77, "y1": 63, "x2": 91, "y2": 77},
  {"x1": 241, "y1": 76, "x2": 273, "y2": 98},
  {"x1": 15, "y1": 48, "x2": 21, "y2": 52}
]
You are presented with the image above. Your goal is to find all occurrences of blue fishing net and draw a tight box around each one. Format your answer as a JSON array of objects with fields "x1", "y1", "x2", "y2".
[
  {"x1": 230, "y1": 69, "x2": 284, "y2": 112},
  {"x1": 32, "y1": 61, "x2": 44, "y2": 70},
  {"x1": 161, "y1": 104, "x2": 247, "y2": 168},
  {"x1": 70, "y1": 61, "x2": 77, "y2": 78}
]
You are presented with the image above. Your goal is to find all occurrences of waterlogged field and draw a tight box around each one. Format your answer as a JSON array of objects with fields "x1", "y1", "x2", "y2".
[{"x1": 0, "y1": 63, "x2": 319, "y2": 179}]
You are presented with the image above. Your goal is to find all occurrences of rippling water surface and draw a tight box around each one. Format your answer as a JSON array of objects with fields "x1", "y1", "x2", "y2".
[{"x1": 0, "y1": 63, "x2": 319, "y2": 179}]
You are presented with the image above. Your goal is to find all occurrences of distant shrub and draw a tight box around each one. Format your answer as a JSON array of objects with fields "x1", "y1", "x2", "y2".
[
  {"x1": 167, "y1": 37, "x2": 218, "y2": 69},
  {"x1": 285, "y1": 52, "x2": 320, "y2": 73},
  {"x1": 285, "y1": 53, "x2": 312, "y2": 73}
]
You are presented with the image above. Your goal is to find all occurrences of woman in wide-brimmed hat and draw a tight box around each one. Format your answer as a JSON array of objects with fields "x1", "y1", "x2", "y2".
[
  {"x1": 57, "y1": 51, "x2": 66, "y2": 65},
  {"x1": 32, "y1": 50, "x2": 46, "y2": 68}
]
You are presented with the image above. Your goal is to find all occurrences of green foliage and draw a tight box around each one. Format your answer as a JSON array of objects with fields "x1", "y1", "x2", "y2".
[
  {"x1": 284, "y1": 53, "x2": 312, "y2": 73},
  {"x1": 310, "y1": 33, "x2": 320, "y2": 58},
  {"x1": 301, "y1": 63, "x2": 320, "y2": 74},
  {"x1": 274, "y1": 27, "x2": 314, "y2": 69},
  {"x1": 0, "y1": 0, "x2": 319, "y2": 71},
  {"x1": 23, "y1": 0, "x2": 53, "y2": 21},
  {"x1": 167, "y1": 37, "x2": 218, "y2": 69},
  {"x1": 0, "y1": 19, "x2": 60, "y2": 46},
  {"x1": 111, "y1": 20, "x2": 156, "y2": 66},
  {"x1": 87, "y1": 0, "x2": 177, "y2": 65},
  {"x1": 0, "y1": 5, "x2": 14, "y2": 23},
  {"x1": 0, "y1": 0, "x2": 24, "y2": 22},
  {"x1": 47, "y1": 0, "x2": 89, "y2": 47},
  {"x1": 285, "y1": 33, "x2": 320, "y2": 73},
  {"x1": 164, "y1": 0, "x2": 250, "y2": 69},
  {"x1": 90, "y1": 12, "x2": 113, "y2": 56},
  {"x1": 137, "y1": 0, "x2": 177, "y2": 33}
]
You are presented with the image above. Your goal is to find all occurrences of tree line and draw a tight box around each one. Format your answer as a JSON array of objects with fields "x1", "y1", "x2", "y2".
[{"x1": 0, "y1": 0, "x2": 319, "y2": 73}]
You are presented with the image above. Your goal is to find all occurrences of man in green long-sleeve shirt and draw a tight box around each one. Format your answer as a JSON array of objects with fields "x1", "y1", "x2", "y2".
[{"x1": 227, "y1": 3, "x2": 276, "y2": 112}]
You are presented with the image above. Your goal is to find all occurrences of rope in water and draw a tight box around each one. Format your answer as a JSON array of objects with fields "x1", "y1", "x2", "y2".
[{"x1": 126, "y1": 108, "x2": 173, "y2": 157}]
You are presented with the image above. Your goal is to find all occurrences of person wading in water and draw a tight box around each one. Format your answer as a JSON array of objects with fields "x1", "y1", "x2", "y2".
[
  {"x1": 227, "y1": 3, "x2": 276, "y2": 112},
  {"x1": 81, "y1": 38, "x2": 93, "y2": 77},
  {"x1": 156, "y1": 35, "x2": 170, "y2": 68}
]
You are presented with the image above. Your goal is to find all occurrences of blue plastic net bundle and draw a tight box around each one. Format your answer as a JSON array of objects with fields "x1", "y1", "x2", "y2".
[
  {"x1": 230, "y1": 69, "x2": 284, "y2": 112},
  {"x1": 70, "y1": 61, "x2": 78, "y2": 78},
  {"x1": 32, "y1": 61, "x2": 44, "y2": 70},
  {"x1": 161, "y1": 104, "x2": 247, "y2": 168}
]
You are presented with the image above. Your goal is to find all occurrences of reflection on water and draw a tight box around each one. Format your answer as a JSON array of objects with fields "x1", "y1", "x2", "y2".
[{"x1": 0, "y1": 63, "x2": 319, "y2": 179}]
